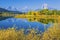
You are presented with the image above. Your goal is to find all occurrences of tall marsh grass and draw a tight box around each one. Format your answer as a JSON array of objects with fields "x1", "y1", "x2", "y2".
[{"x1": 0, "y1": 24, "x2": 60, "y2": 40}]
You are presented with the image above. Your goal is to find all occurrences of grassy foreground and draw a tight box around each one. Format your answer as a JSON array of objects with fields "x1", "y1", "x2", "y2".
[{"x1": 0, "y1": 24, "x2": 60, "y2": 40}]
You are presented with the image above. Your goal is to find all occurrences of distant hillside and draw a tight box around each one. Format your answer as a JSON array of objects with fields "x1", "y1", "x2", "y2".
[
  {"x1": 0, "y1": 8, "x2": 9, "y2": 12},
  {"x1": 0, "y1": 7, "x2": 24, "y2": 20}
]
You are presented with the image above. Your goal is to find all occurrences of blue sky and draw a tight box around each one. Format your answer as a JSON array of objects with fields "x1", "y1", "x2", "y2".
[{"x1": 0, "y1": 0, "x2": 60, "y2": 11}]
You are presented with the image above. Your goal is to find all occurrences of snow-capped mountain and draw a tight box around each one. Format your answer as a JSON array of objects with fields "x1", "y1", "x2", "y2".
[{"x1": 6, "y1": 6, "x2": 18, "y2": 11}]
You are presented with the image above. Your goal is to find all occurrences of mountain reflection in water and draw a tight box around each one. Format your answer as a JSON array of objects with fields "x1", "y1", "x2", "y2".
[{"x1": 0, "y1": 18, "x2": 53, "y2": 32}]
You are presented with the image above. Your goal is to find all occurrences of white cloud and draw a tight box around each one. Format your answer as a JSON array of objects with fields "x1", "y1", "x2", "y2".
[
  {"x1": 22, "y1": 6, "x2": 28, "y2": 10},
  {"x1": 41, "y1": 3, "x2": 48, "y2": 9}
]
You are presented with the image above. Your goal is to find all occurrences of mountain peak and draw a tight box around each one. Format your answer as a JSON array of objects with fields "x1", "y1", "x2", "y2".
[{"x1": 6, "y1": 6, "x2": 18, "y2": 11}]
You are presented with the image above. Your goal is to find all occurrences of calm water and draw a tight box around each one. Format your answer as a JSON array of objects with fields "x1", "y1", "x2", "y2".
[{"x1": 0, "y1": 18, "x2": 53, "y2": 32}]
